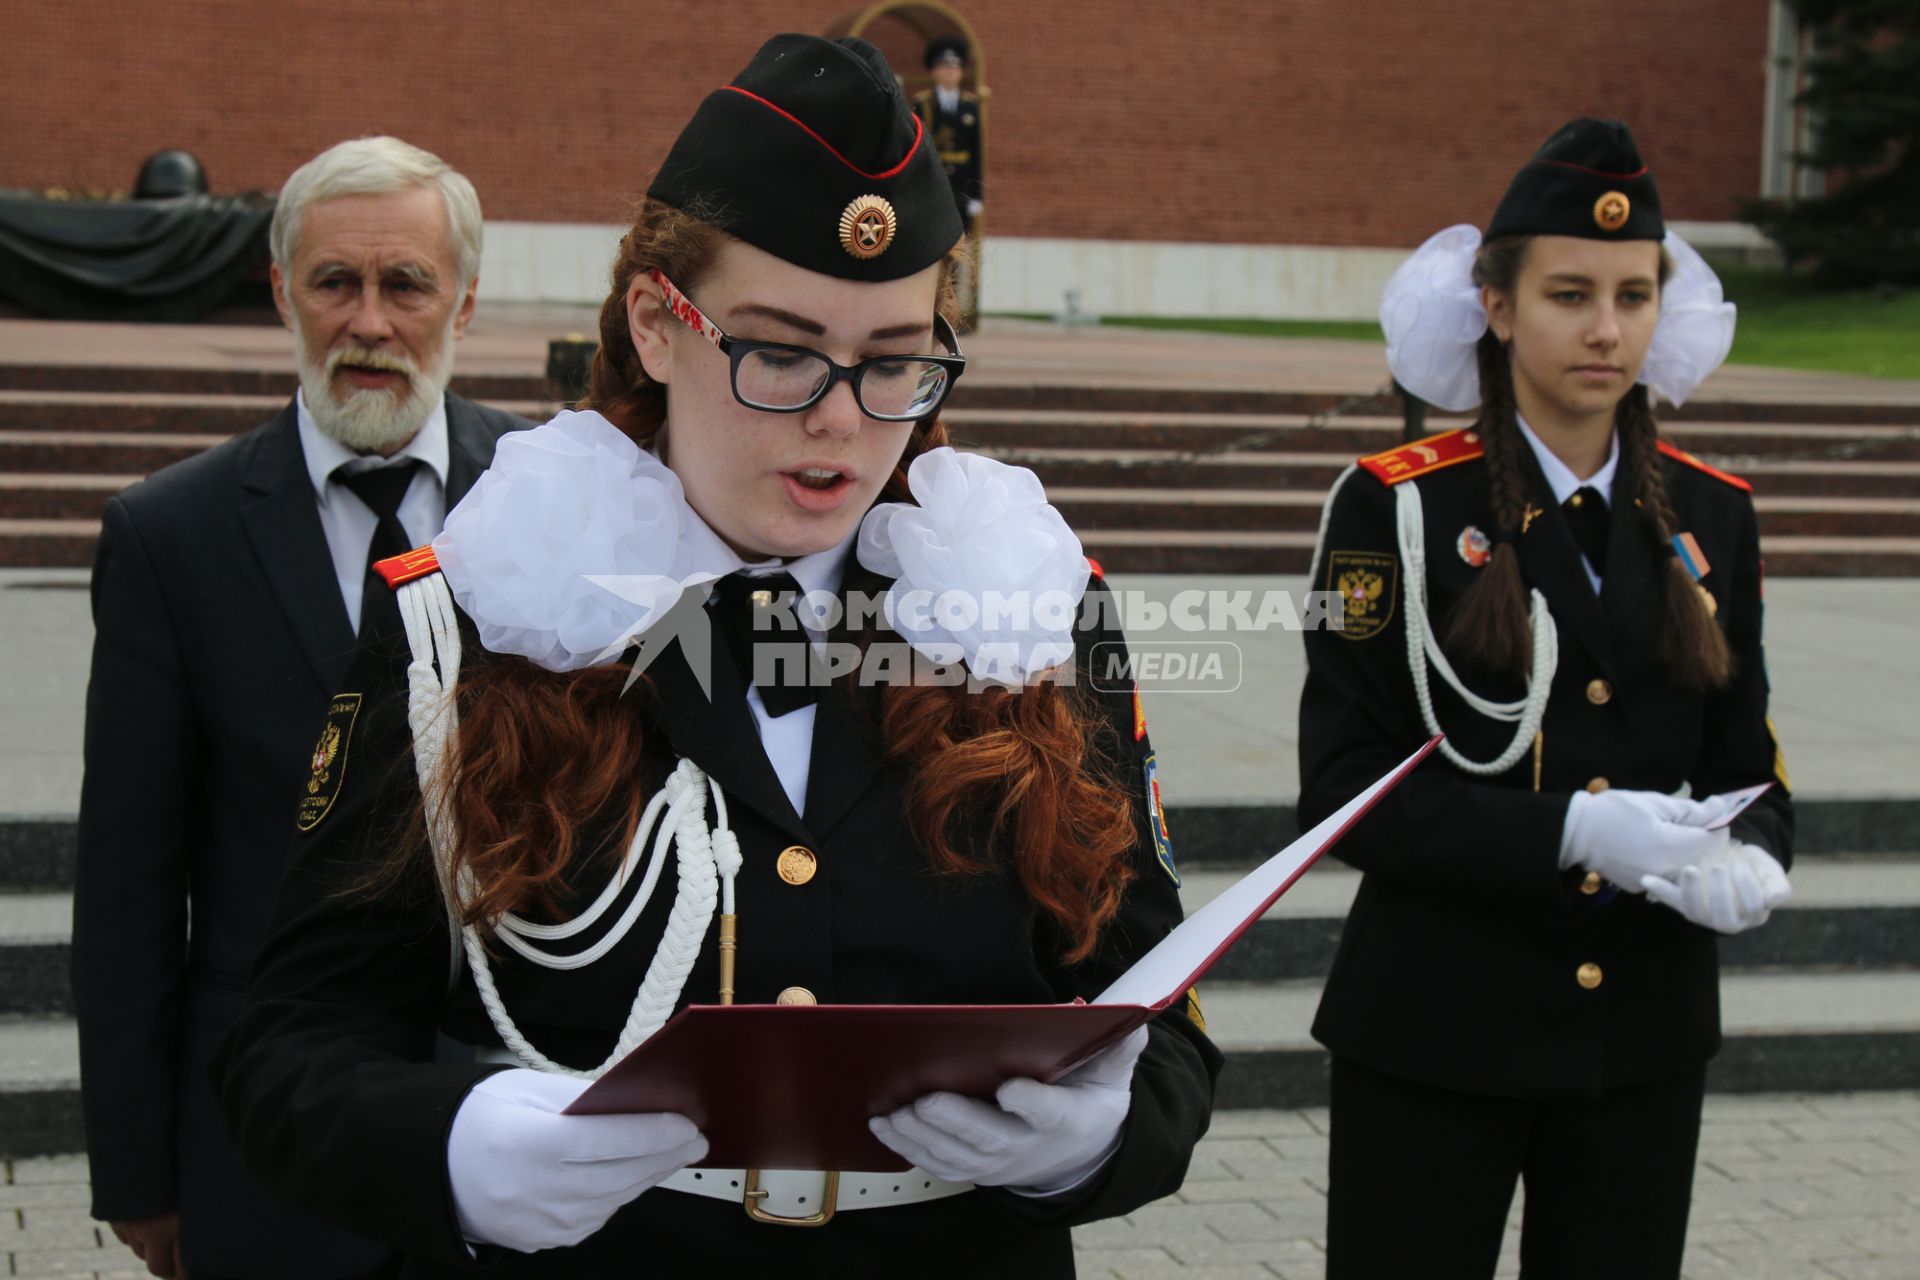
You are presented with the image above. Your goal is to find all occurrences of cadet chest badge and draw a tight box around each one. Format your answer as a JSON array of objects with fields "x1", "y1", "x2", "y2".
[
  {"x1": 297, "y1": 693, "x2": 361, "y2": 832},
  {"x1": 1325, "y1": 550, "x2": 1398, "y2": 641},
  {"x1": 1594, "y1": 191, "x2": 1631, "y2": 233},
  {"x1": 1144, "y1": 752, "x2": 1178, "y2": 885},
  {"x1": 839, "y1": 194, "x2": 897, "y2": 260},
  {"x1": 1457, "y1": 525, "x2": 1491, "y2": 568}
]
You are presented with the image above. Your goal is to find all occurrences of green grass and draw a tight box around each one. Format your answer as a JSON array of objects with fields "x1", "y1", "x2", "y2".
[
  {"x1": 1715, "y1": 266, "x2": 1920, "y2": 380},
  {"x1": 992, "y1": 267, "x2": 1920, "y2": 381}
]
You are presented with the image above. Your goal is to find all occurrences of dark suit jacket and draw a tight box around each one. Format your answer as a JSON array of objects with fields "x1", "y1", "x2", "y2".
[
  {"x1": 1300, "y1": 430, "x2": 1793, "y2": 1099},
  {"x1": 211, "y1": 571, "x2": 1221, "y2": 1278},
  {"x1": 71, "y1": 393, "x2": 529, "y2": 1276}
]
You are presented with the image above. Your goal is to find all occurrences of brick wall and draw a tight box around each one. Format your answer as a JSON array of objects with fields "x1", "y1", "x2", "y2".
[{"x1": 5, "y1": 0, "x2": 1767, "y2": 249}]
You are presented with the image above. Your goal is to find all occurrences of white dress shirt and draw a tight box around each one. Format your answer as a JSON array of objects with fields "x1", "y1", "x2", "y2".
[
  {"x1": 297, "y1": 392, "x2": 451, "y2": 633},
  {"x1": 1517, "y1": 415, "x2": 1620, "y2": 593},
  {"x1": 670, "y1": 494, "x2": 855, "y2": 816}
]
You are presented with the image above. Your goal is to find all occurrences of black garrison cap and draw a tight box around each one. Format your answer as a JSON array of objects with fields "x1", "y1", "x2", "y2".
[
  {"x1": 647, "y1": 34, "x2": 964, "y2": 282},
  {"x1": 1487, "y1": 118, "x2": 1665, "y2": 242}
]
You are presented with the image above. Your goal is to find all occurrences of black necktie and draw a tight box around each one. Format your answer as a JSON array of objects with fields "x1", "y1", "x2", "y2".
[
  {"x1": 1563, "y1": 485, "x2": 1609, "y2": 576},
  {"x1": 336, "y1": 459, "x2": 422, "y2": 642},
  {"x1": 708, "y1": 571, "x2": 820, "y2": 717}
]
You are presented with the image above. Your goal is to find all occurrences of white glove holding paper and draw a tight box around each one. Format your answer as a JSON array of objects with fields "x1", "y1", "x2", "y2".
[
  {"x1": 1558, "y1": 788, "x2": 1730, "y2": 891},
  {"x1": 869, "y1": 1025, "x2": 1146, "y2": 1196},
  {"x1": 1642, "y1": 840, "x2": 1791, "y2": 934},
  {"x1": 447, "y1": 1067, "x2": 707, "y2": 1251}
]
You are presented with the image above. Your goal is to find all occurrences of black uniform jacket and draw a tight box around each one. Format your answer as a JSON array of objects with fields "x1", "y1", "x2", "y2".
[
  {"x1": 1300, "y1": 428, "x2": 1792, "y2": 1100},
  {"x1": 912, "y1": 88, "x2": 983, "y2": 217},
  {"x1": 71, "y1": 394, "x2": 527, "y2": 1275},
  {"x1": 212, "y1": 565, "x2": 1221, "y2": 1278}
]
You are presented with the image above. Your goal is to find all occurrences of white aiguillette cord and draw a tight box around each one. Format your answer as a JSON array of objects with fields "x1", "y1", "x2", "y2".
[
  {"x1": 1393, "y1": 483, "x2": 1558, "y2": 776},
  {"x1": 397, "y1": 573, "x2": 742, "y2": 1079}
]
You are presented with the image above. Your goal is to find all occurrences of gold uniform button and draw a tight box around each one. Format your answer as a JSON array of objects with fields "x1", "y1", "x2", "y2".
[
  {"x1": 1580, "y1": 871, "x2": 1604, "y2": 895},
  {"x1": 1577, "y1": 963, "x2": 1604, "y2": 990},
  {"x1": 776, "y1": 845, "x2": 818, "y2": 886},
  {"x1": 775, "y1": 986, "x2": 817, "y2": 1006},
  {"x1": 1586, "y1": 777, "x2": 1610, "y2": 794},
  {"x1": 1586, "y1": 678, "x2": 1612, "y2": 705}
]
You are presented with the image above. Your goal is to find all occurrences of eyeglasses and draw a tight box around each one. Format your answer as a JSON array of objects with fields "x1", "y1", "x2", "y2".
[{"x1": 648, "y1": 268, "x2": 966, "y2": 423}]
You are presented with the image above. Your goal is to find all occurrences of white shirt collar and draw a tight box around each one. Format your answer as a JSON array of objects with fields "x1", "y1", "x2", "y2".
[
  {"x1": 1516, "y1": 413, "x2": 1619, "y2": 507},
  {"x1": 937, "y1": 86, "x2": 962, "y2": 113},
  {"x1": 297, "y1": 389, "x2": 451, "y2": 505},
  {"x1": 673, "y1": 485, "x2": 857, "y2": 630}
]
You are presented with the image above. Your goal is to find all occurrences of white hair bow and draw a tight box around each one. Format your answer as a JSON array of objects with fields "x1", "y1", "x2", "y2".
[{"x1": 1381, "y1": 224, "x2": 1737, "y2": 411}]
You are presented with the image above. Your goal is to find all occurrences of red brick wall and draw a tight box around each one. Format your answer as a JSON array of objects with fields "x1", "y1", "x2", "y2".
[{"x1": 5, "y1": 1, "x2": 1766, "y2": 249}]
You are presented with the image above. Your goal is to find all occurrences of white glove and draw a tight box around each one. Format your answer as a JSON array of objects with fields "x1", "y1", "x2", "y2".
[
  {"x1": 1558, "y1": 789, "x2": 1730, "y2": 891},
  {"x1": 965, "y1": 198, "x2": 983, "y2": 218},
  {"x1": 446, "y1": 1068, "x2": 707, "y2": 1252},
  {"x1": 1642, "y1": 840, "x2": 1791, "y2": 934},
  {"x1": 869, "y1": 1025, "x2": 1146, "y2": 1196}
]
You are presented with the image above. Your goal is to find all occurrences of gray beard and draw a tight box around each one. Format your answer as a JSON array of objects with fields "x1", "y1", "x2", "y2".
[{"x1": 296, "y1": 317, "x2": 457, "y2": 453}]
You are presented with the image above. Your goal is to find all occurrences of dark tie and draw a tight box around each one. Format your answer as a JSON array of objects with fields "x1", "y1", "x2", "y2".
[
  {"x1": 708, "y1": 571, "x2": 821, "y2": 717},
  {"x1": 1563, "y1": 485, "x2": 1609, "y2": 576},
  {"x1": 336, "y1": 459, "x2": 422, "y2": 642}
]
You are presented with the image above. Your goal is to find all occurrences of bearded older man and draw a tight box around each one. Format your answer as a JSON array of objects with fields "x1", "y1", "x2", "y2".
[{"x1": 70, "y1": 137, "x2": 530, "y2": 1280}]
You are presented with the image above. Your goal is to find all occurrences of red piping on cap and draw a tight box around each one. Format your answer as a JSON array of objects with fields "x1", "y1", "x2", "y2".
[
  {"x1": 1540, "y1": 159, "x2": 1650, "y2": 181},
  {"x1": 721, "y1": 85, "x2": 923, "y2": 181}
]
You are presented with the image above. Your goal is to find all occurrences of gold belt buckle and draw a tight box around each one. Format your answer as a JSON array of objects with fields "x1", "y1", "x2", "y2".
[{"x1": 742, "y1": 1168, "x2": 840, "y2": 1227}]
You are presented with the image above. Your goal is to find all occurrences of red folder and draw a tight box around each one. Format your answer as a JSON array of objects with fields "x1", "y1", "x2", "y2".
[{"x1": 565, "y1": 738, "x2": 1439, "y2": 1170}]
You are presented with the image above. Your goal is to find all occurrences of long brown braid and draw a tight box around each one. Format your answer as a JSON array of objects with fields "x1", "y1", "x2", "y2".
[
  {"x1": 1443, "y1": 235, "x2": 1732, "y2": 690},
  {"x1": 1616, "y1": 386, "x2": 1734, "y2": 687}
]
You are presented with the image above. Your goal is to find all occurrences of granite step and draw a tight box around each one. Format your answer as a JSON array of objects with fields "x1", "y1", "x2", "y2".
[
  {"x1": 9, "y1": 968, "x2": 1920, "y2": 1155},
  {"x1": 1200, "y1": 970, "x2": 1920, "y2": 1108}
]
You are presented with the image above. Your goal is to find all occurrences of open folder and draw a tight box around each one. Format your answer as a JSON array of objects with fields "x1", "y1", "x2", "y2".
[{"x1": 564, "y1": 738, "x2": 1441, "y2": 1170}]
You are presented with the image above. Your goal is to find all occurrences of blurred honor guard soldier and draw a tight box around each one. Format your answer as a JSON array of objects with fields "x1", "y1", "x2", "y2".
[
  {"x1": 71, "y1": 137, "x2": 529, "y2": 1279},
  {"x1": 1299, "y1": 119, "x2": 1793, "y2": 1278},
  {"x1": 912, "y1": 37, "x2": 984, "y2": 233},
  {"x1": 213, "y1": 33, "x2": 1217, "y2": 1277}
]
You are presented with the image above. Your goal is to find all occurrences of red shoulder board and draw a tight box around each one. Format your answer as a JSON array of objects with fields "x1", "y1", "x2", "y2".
[
  {"x1": 1086, "y1": 556, "x2": 1105, "y2": 580},
  {"x1": 1357, "y1": 427, "x2": 1485, "y2": 486},
  {"x1": 373, "y1": 545, "x2": 441, "y2": 589},
  {"x1": 1658, "y1": 440, "x2": 1752, "y2": 493}
]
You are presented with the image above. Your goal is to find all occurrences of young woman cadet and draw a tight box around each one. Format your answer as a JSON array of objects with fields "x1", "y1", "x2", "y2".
[
  {"x1": 1298, "y1": 118, "x2": 1795, "y2": 1279},
  {"x1": 213, "y1": 34, "x2": 1218, "y2": 1278}
]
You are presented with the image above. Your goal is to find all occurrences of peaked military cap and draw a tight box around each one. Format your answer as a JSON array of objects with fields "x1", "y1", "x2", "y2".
[
  {"x1": 925, "y1": 36, "x2": 969, "y2": 69},
  {"x1": 648, "y1": 34, "x2": 964, "y2": 282},
  {"x1": 1487, "y1": 117, "x2": 1665, "y2": 242}
]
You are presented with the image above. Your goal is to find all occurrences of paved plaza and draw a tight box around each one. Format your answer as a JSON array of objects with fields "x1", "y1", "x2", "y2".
[{"x1": 3, "y1": 1093, "x2": 1918, "y2": 1278}]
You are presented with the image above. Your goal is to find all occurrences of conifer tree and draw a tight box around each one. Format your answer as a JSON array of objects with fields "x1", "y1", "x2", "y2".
[{"x1": 1744, "y1": 0, "x2": 1920, "y2": 285}]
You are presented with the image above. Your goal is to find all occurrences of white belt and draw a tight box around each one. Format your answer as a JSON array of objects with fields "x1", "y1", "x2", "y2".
[
  {"x1": 660, "y1": 1166, "x2": 974, "y2": 1225},
  {"x1": 470, "y1": 1048, "x2": 973, "y2": 1225}
]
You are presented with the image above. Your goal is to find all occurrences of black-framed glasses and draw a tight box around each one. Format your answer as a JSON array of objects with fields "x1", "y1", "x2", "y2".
[{"x1": 649, "y1": 268, "x2": 966, "y2": 422}]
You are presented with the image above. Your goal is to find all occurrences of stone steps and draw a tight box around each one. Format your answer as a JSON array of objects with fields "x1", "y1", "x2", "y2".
[
  {"x1": 1, "y1": 362, "x2": 1915, "y2": 572},
  {"x1": 3, "y1": 793, "x2": 1916, "y2": 1153},
  {"x1": 1201, "y1": 972, "x2": 1920, "y2": 1108}
]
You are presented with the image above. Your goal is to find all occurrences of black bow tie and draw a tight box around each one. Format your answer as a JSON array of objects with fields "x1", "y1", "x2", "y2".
[
  {"x1": 707, "y1": 571, "x2": 821, "y2": 716},
  {"x1": 1563, "y1": 485, "x2": 1609, "y2": 575}
]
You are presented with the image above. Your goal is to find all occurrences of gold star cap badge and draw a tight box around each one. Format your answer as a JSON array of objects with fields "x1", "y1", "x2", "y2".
[
  {"x1": 1593, "y1": 191, "x2": 1631, "y2": 233},
  {"x1": 839, "y1": 194, "x2": 898, "y2": 260}
]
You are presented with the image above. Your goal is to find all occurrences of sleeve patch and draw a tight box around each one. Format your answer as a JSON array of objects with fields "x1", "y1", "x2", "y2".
[
  {"x1": 1145, "y1": 752, "x2": 1178, "y2": 885},
  {"x1": 1183, "y1": 986, "x2": 1208, "y2": 1035},
  {"x1": 1325, "y1": 550, "x2": 1398, "y2": 641},
  {"x1": 1132, "y1": 683, "x2": 1148, "y2": 743},
  {"x1": 1767, "y1": 715, "x2": 1792, "y2": 792},
  {"x1": 296, "y1": 693, "x2": 363, "y2": 832}
]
